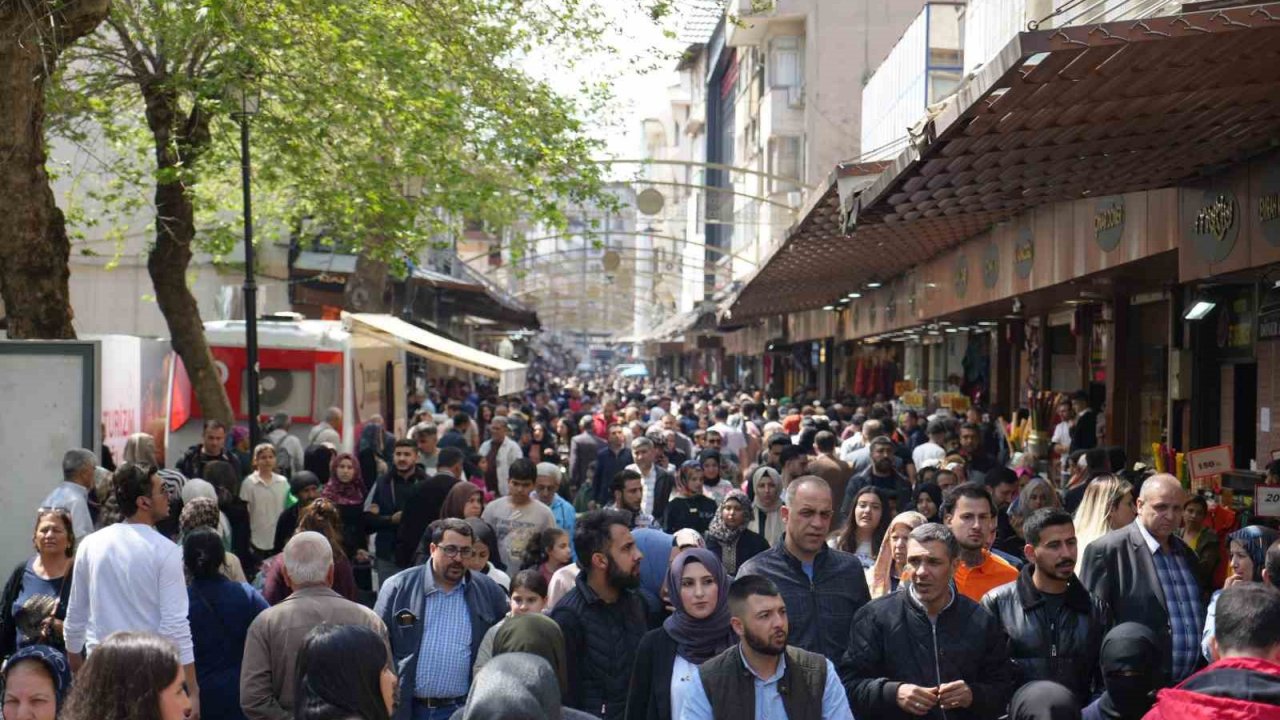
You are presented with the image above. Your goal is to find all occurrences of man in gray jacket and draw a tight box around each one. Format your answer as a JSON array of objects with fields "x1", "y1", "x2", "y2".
[
  {"x1": 375, "y1": 518, "x2": 508, "y2": 720},
  {"x1": 241, "y1": 532, "x2": 388, "y2": 720}
]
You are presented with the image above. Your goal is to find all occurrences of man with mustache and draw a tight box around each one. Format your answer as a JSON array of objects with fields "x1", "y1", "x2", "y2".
[
  {"x1": 981, "y1": 508, "x2": 1109, "y2": 704},
  {"x1": 841, "y1": 523, "x2": 1014, "y2": 719},
  {"x1": 373, "y1": 518, "x2": 508, "y2": 720},
  {"x1": 680, "y1": 575, "x2": 854, "y2": 719},
  {"x1": 551, "y1": 509, "x2": 659, "y2": 719}
]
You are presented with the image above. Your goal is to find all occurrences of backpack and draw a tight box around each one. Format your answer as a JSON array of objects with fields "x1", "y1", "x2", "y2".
[{"x1": 270, "y1": 430, "x2": 295, "y2": 480}]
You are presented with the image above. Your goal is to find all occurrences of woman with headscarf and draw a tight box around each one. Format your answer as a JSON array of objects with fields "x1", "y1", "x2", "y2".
[
  {"x1": 1010, "y1": 681, "x2": 1082, "y2": 720},
  {"x1": 747, "y1": 466, "x2": 784, "y2": 547},
  {"x1": 178, "y1": 498, "x2": 248, "y2": 582},
  {"x1": 663, "y1": 461, "x2": 718, "y2": 535},
  {"x1": 704, "y1": 491, "x2": 768, "y2": 576},
  {"x1": 323, "y1": 452, "x2": 368, "y2": 560},
  {"x1": 180, "y1": 478, "x2": 233, "y2": 549},
  {"x1": 2, "y1": 644, "x2": 72, "y2": 720},
  {"x1": 625, "y1": 548, "x2": 735, "y2": 720},
  {"x1": 489, "y1": 613, "x2": 568, "y2": 701},
  {"x1": 868, "y1": 510, "x2": 928, "y2": 598},
  {"x1": 1082, "y1": 623, "x2": 1162, "y2": 720},
  {"x1": 911, "y1": 482, "x2": 943, "y2": 523},
  {"x1": 1199, "y1": 524, "x2": 1279, "y2": 662}
]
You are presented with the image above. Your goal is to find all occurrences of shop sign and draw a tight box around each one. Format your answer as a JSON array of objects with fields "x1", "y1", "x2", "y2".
[
  {"x1": 1260, "y1": 163, "x2": 1280, "y2": 248},
  {"x1": 1256, "y1": 485, "x2": 1280, "y2": 518},
  {"x1": 300, "y1": 271, "x2": 348, "y2": 293},
  {"x1": 1014, "y1": 227, "x2": 1035, "y2": 279},
  {"x1": 1188, "y1": 444, "x2": 1233, "y2": 484},
  {"x1": 954, "y1": 253, "x2": 969, "y2": 299},
  {"x1": 1216, "y1": 288, "x2": 1254, "y2": 353},
  {"x1": 982, "y1": 241, "x2": 999, "y2": 289},
  {"x1": 1190, "y1": 189, "x2": 1240, "y2": 263},
  {"x1": 1094, "y1": 196, "x2": 1125, "y2": 252},
  {"x1": 901, "y1": 391, "x2": 925, "y2": 408}
]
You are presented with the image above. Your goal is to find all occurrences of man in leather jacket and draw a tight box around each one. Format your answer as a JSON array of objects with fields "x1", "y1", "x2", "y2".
[
  {"x1": 981, "y1": 507, "x2": 1110, "y2": 704},
  {"x1": 841, "y1": 523, "x2": 1015, "y2": 719}
]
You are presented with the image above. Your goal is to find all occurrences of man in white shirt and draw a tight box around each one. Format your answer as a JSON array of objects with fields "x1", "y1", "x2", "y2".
[
  {"x1": 911, "y1": 420, "x2": 949, "y2": 471},
  {"x1": 478, "y1": 417, "x2": 523, "y2": 496},
  {"x1": 1050, "y1": 399, "x2": 1074, "y2": 474},
  {"x1": 708, "y1": 406, "x2": 747, "y2": 468},
  {"x1": 64, "y1": 463, "x2": 200, "y2": 717},
  {"x1": 42, "y1": 448, "x2": 98, "y2": 539},
  {"x1": 481, "y1": 458, "x2": 554, "y2": 570}
]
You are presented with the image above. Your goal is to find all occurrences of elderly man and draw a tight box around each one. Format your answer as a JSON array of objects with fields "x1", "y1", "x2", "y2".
[
  {"x1": 414, "y1": 422, "x2": 440, "y2": 473},
  {"x1": 241, "y1": 532, "x2": 388, "y2": 720},
  {"x1": 376, "y1": 518, "x2": 508, "y2": 720},
  {"x1": 535, "y1": 462, "x2": 577, "y2": 538},
  {"x1": 42, "y1": 448, "x2": 98, "y2": 539},
  {"x1": 1081, "y1": 473, "x2": 1203, "y2": 685},
  {"x1": 625, "y1": 436, "x2": 675, "y2": 521},
  {"x1": 477, "y1": 417, "x2": 522, "y2": 496},
  {"x1": 737, "y1": 476, "x2": 870, "y2": 662},
  {"x1": 308, "y1": 407, "x2": 343, "y2": 448}
]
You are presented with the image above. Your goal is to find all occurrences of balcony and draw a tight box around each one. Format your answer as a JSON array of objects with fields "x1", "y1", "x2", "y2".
[
  {"x1": 725, "y1": 0, "x2": 808, "y2": 46},
  {"x1": 861, "y1": 2, "x2": 965, "y2": 162},
  {"x1": 962, "y1": 0, "x2": 1181, "y2": 76}
]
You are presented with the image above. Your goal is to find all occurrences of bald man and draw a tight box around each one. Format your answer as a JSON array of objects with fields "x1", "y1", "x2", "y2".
[
  {"x1": 1080, "y1": 474, "x2": 1204, "y2": 685},
  {"x1": 736, "y1": 476, "x2": 870, "y2": 662}
]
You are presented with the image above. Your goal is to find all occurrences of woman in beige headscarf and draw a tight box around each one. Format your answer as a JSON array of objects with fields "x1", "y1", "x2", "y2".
[{"x1": 868, "y1": 510, "x2": 928, "y2": 598}]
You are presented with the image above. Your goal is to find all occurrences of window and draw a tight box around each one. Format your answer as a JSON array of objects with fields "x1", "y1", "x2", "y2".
[
  {"x1": 769, "y1": 36, "x2": 804, "y2": 108},
  {"x1": 769, "y1": 136, "x2": 802, "y2": 194}
]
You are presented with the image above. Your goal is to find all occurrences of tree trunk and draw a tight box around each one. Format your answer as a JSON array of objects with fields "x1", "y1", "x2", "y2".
[
  {"x1": 0, "y1": 1, "x2": 110, "y2": 338},
  {"x1": 139, "y1": 81, "x2": 234, "y2": 427}
]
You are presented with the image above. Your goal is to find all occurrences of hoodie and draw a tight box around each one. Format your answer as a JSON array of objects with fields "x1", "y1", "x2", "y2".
[{"x1": 1143, "y1": 656, "x2": 1280, "y2": 720}]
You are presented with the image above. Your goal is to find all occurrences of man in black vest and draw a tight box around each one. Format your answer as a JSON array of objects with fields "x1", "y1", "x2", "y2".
[{"x1": 681, "y1": 574, "x2": 853, "y2": 719}]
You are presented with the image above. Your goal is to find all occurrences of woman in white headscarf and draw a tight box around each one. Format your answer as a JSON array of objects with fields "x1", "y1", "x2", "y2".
[{"x1": 747, "y1": 466, "x2": 784, "y2": 547}]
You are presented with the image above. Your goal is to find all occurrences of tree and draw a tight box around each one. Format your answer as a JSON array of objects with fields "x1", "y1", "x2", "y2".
[
  {"x1": 51, "y1": 0, "x2": 640, "y2": 425},
  {"x1": 0, "y1": 0, "x2": 110, "y2": 338}
]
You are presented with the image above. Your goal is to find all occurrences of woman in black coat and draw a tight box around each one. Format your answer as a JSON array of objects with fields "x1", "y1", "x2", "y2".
[
  {"x1": 625, "y1": 549, "x2": 735, "y2": 720},
  {"x1": 663, "y1": 461, "x2": 717, "y2": 536},
  {"x1": 703, "y1": 491, "x2": 769, "y2": 576}
]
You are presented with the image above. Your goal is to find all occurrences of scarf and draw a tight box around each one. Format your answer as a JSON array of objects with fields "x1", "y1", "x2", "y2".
[
  {"x1": 912, "y1": 483, "x2": 943, "y2": 523},
  {"x1": 1010, "y1": 681, "x2": 1080, "y2": 720},
  {"x1": 492, "y1": 614, "x2": 568, "y2": 698},
  {"x1": 3, "y1": 644, "x2": 72, "y2": 711},
  {"x1": 870, "y1": 511, "x2": 927, "y2": 598},
  {"x1": 1228, "y1": 525, "x2": 1280, "y2": 581},
  {"x1": 1093, "y1": 622, "x2": 1160, "y2": 719},
  {"x1": 662, "y1": 548, "x2": 736, "y2": 664},
  {"x1": 322, "y1": 452, "x2": 367, "y2": 506},
  {"x1": 706, "y1": 491, "x2": 749, "y2": 575}
]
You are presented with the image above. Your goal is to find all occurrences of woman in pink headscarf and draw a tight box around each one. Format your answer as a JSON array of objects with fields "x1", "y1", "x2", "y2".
[{"x1": 324, "y1": 452, "x2": 368, "y2": 560}]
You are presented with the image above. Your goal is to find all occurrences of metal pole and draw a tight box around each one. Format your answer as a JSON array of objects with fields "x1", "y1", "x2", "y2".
[{"x1": 240, "y1": 116, "x2": 261, "y2": 450}]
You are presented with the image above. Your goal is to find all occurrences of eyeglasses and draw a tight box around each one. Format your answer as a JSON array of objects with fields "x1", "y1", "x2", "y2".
[{"x1": 436, "y1": 545, "x2": 476, "y2": 559}]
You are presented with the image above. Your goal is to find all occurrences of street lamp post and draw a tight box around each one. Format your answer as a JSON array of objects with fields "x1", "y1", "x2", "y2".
[{"x1": 230, "y1": 75, "x2": 262, "y2": 449}]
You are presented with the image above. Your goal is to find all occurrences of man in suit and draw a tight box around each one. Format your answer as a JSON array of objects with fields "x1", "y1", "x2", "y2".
[
  {"x1": 591, "y1": 424, "x2": 633, "y2": 509},
  {"x1": 568, "y1": 416, "x2": 604, "y2": 499},
  {"x1": 1070, "y1": 391, "x2": 1098, "y2": 452},
  {"x1": 625, "y1": 436, "x2": 676, "y2": 522},
  {"x1": 1080, "y1": 473, "x2": 1203, "y2": 686}
]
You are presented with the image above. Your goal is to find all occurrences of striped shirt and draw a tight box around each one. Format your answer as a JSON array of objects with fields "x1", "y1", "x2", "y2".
[{"x1": 415, "y1": 578, "x2": 472, "y2": 698}]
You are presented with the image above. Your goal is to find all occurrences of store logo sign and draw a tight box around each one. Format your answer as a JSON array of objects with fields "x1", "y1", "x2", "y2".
[
  {"x1": 1014, "y1": 228, "x2": 1034, "y2": 279},
  {"x1": 1094, "y1": 197, "x2": 1125, "y2": 251},
  {"x1": 1259, "y1": 163, "x2": 1280, "y2": 248},
  {"x1": 1189, "y1": 188, "x2": 1240, "y2": 263}
]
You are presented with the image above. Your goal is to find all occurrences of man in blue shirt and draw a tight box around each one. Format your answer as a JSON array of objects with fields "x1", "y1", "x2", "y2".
[
  {"x1": 374, "y1": 518, "x2": 507, "y2": 720},
  {"x1": 681, "y1": 575, "x2": 853, "y2": 719}
]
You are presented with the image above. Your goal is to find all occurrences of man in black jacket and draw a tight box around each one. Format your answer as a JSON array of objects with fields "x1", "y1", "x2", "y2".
[
  {"x1": 738, "y1": 476, "x2": 870, "y2": 663},
  {"x1": 394, "y1": 446, "x2": 463, "y2": 567},
  {"x1": 1080, "y1": 473, "x2": 1203, "y2": 685},
  {"x1": 551, "y1": 509, "x2": 659, "y2": 719},
  {"x1": 364, "y1": 439, "x2": 424, "y2": 580},
  {"x1": 842, "y1": 523, "x2": 1015, "y2": 719},
  {"x1": 591, "y1": 425, "x2": 633, "y2": 509},
  {"x1": 841, "y1": 437, "x2": 911, "y2": 520},
  {"x1": 981, "y1": 507, "x2": 1109, "y2": 703}
]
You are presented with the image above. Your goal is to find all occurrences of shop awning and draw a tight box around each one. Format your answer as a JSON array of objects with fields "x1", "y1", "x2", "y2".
[
  {"x1": 726, "y1": 1, "x2": 1280, "y2": 321},
  {"x1": 342, "y1": 312, "x2": 527, "y2": 396}
]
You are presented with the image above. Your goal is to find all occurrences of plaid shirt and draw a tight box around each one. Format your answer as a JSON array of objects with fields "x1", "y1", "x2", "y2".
[
  {"x1": 1139, "y1": 523, "x2": 1203, "y2": 682},
  {"x1": 415, "y1": 578, "x2": 472, "y2": 698}
]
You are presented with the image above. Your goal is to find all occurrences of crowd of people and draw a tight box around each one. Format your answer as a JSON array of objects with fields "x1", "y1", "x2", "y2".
[{"x1": 4, "y1": 375, "x2": 1280, "y2": 720}]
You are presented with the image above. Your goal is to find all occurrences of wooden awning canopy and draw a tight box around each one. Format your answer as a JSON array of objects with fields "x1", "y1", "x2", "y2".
[{"x1": 727, "y1": 2, "x2": 1280, "y2": 321}]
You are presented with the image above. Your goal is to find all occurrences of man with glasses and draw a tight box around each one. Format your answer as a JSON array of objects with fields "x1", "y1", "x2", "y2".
[
  {"x1": 375, "y1": 518, "x2": 508, "y2": 720},
  {"x1": 64, "y1": 462, "x2": 201, "y2": 716},
  {"x1": 481, "y1": 458, "x2": 555, "y2": 571}
]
